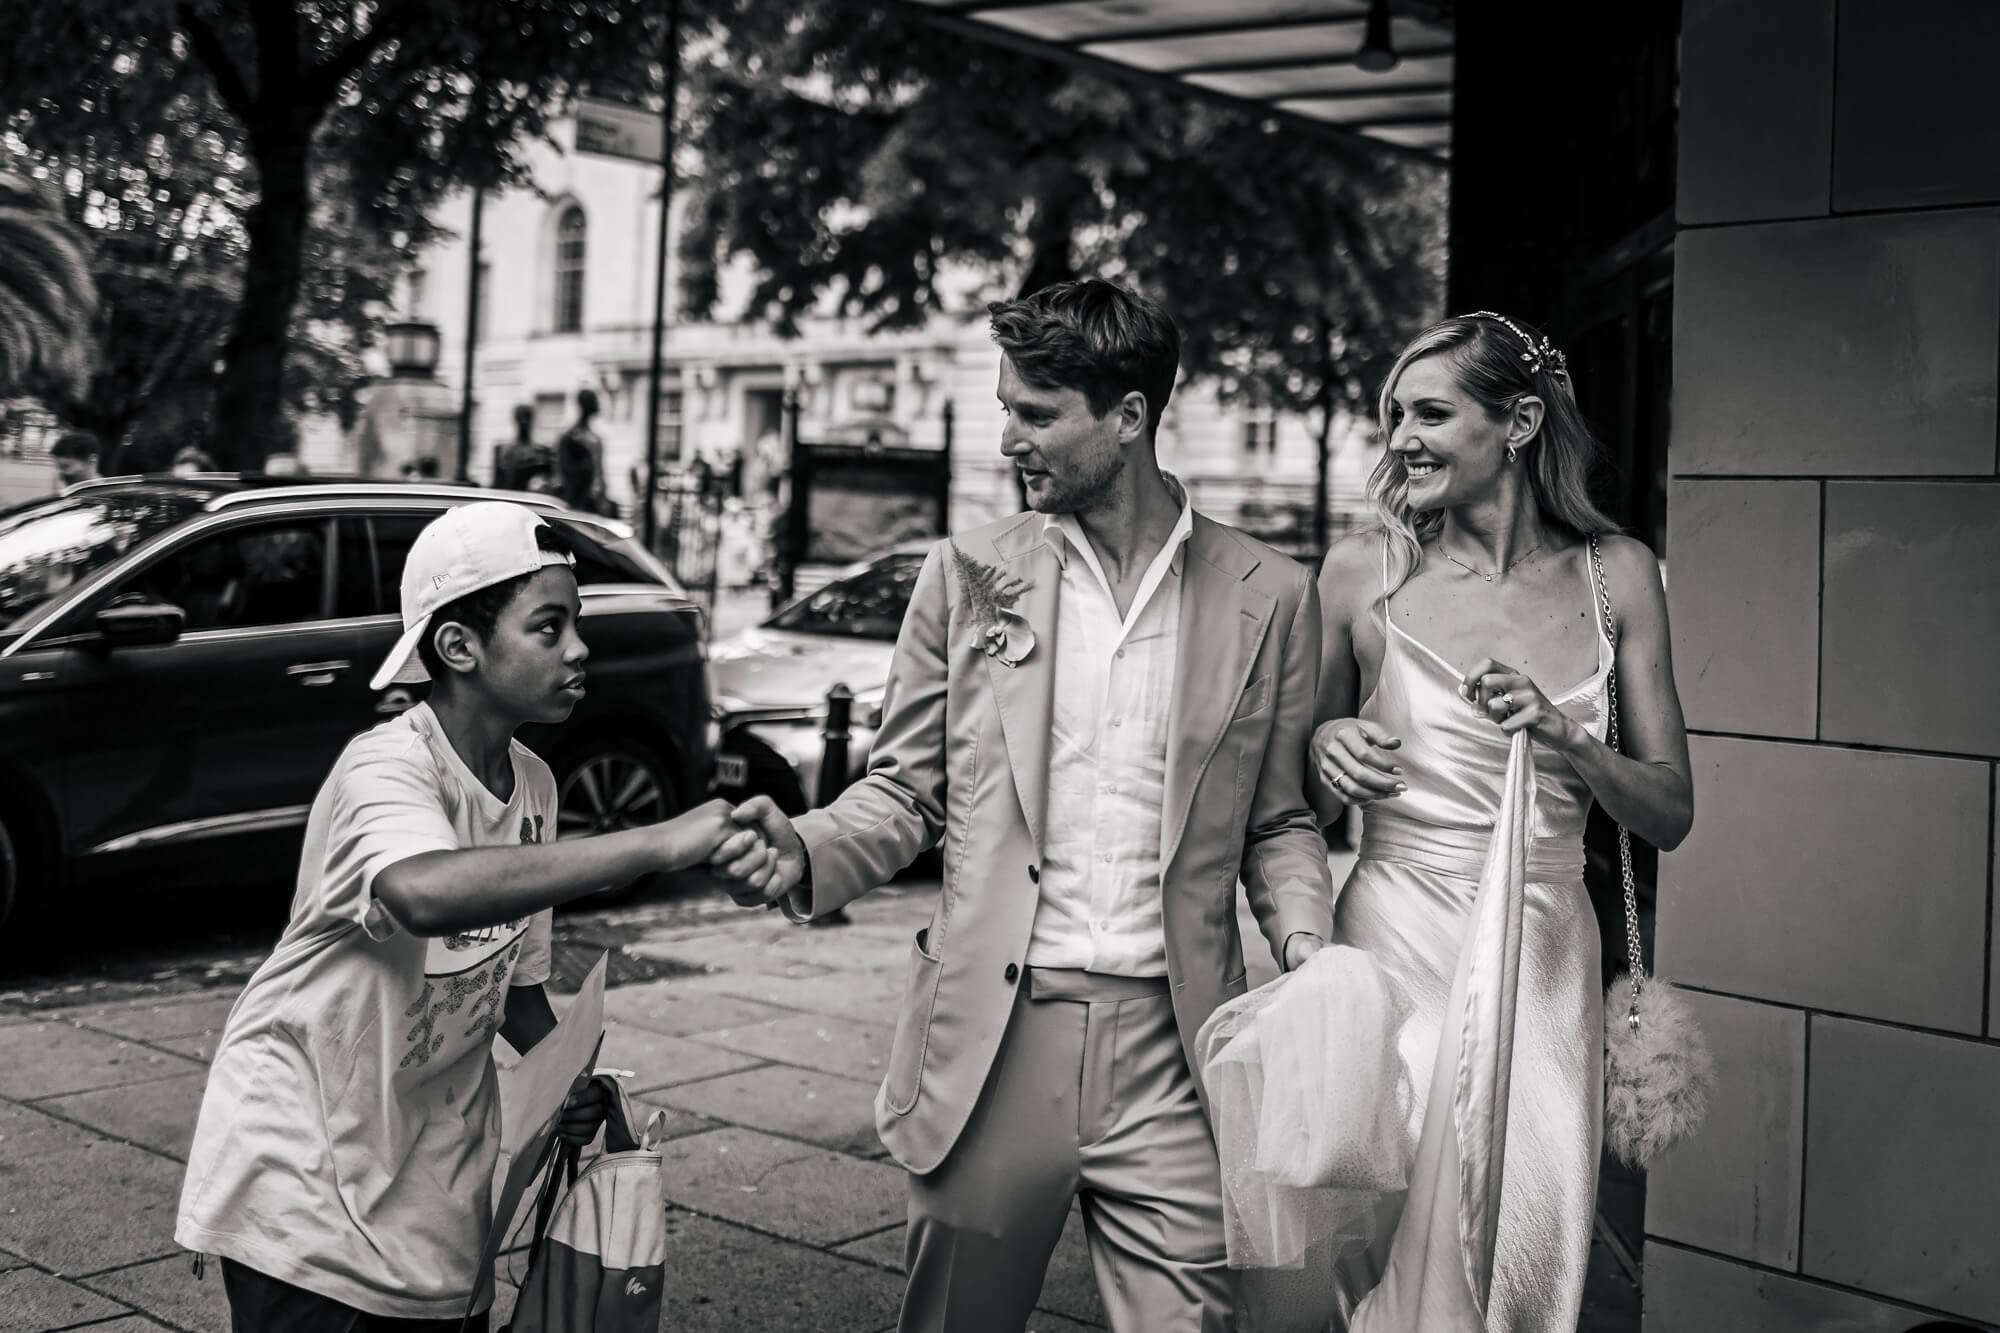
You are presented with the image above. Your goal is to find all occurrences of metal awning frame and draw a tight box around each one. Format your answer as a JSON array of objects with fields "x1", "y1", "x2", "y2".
[{"x1": 883, "y1": 1, "x2": 1451, "y2": 166}]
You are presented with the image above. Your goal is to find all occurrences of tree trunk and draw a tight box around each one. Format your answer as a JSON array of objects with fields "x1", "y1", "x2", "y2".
[
  {"x1": 1016, "y1": 189, "x2": 1077, "y2": 299},
  {"x1": 210, "y1": 117, "x2": 313, "y2": 468},
  {"x1": 1313, "y1": 318, "x2": 1338, "y2": 553},
  {"x1": 1313, "y1": 403, "x2": 1335, "y2": 554}
]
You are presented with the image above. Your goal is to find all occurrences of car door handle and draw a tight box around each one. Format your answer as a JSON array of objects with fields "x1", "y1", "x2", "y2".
[{"x1": 287, "y1": 660, "x2": 350, "y2": 686}]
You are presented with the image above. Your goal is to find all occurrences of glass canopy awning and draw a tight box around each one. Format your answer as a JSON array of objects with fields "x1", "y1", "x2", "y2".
[{"x1": 891, "y1": 0, "x2": 1454, "y2": 159}]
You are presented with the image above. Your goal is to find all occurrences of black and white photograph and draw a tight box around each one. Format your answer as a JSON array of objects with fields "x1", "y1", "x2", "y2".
[{"x1": 0, "y1": 1, "x2": 1994, "y2": 1330}]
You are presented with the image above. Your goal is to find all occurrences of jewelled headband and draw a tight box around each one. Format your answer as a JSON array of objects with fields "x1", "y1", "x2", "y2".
[{"x1": 1464, "y1": 310, "x2": 1568, "y2": 378}]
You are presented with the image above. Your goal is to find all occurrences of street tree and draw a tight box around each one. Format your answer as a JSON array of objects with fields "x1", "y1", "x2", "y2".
[
  {"x1": 2, "y1": 0, "x2": 661, "y2": 465},
  {"x1": 0, "y1": 169, "x2": 97, "y2": 398},
  {"x1": 1117, "y1": 113, "x2": 1449, "y2": 545},
  {"x1": 677, "y1": 2, "x2": 1445, "y2": 458},
  {"x1": 678, "y1": 1, "x2": 1187, "y2": 331}
]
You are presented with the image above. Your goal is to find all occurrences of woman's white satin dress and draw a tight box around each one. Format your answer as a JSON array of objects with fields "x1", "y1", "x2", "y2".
[{"x1": 1326, "y1": 571, "x2": 1611, "y2": 1331}]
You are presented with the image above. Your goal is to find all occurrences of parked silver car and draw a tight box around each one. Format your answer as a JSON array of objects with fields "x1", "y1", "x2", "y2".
[{"x1": 707, "y1": 544, "x2": 927, "y2": 814}]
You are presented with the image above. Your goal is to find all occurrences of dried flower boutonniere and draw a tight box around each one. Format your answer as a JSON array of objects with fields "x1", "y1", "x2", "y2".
[{"x1": 950, "y1": 543, "x2": 1035, "y2": 668}]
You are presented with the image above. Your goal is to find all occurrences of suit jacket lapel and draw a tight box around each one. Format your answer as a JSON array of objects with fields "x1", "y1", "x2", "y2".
[
  {"x1": 982, "y1": 521, "x2": 1060, "y2": 852},
  {"x1": 1162, "y1": 518, "x2": 1276, "y2": 872}
]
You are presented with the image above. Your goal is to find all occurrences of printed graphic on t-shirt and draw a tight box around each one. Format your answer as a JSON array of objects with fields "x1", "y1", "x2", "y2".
[{"x1": 402, "y1": 809, "x2": 546, "y2": 1067}]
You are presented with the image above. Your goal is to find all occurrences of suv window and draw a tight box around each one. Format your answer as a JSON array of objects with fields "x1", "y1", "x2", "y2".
[
  {"x1": 766, "y1": 554, "x2": 923, "y2": 640},
  {"x1": 558, "y1": 520, "x2": 659, "y2": 587},
  {"x1": 343, "y1": 511, "x2": 661, "y2": 617},
  {"x1": 0, "y1": 490, "x2": 207, "y2": 630},
  {"x1": 124, "y1": 520, "x2": 331, "y2": 632}
]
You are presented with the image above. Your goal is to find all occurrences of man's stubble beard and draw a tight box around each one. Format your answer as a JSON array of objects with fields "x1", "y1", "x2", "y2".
[{"x1": 1038, "y1": 447, "x2": 1127, "y2": 518}]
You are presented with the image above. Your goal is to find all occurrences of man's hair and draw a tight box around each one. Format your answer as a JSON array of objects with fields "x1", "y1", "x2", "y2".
[
  {"x1": 51, "y1": 430, "x2": 100, "y2": 463},
  {"x1": 576, "y1": 387, "x2": 600, "y2": 417},
  {"x1": 987, "y1": 280, "x2": 1181, "y2": 436},
  {"x1": 416, "y1": 522, "x2": 574, "y2": 681}
]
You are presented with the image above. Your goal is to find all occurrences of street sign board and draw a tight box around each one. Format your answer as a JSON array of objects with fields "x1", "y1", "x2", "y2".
[{"x1": 573, "y1": 97, "x2": 662, "y2": 165}]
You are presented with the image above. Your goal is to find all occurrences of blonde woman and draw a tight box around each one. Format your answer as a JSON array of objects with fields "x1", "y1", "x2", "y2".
[{"x1": 1307, "y1": 313, "x2": 1692, "y2": 1329}]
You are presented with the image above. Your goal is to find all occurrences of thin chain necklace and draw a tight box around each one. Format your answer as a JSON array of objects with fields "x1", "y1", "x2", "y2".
[{"x1": 1440, "y1": 540, "x2": 1542, "y2": 583}]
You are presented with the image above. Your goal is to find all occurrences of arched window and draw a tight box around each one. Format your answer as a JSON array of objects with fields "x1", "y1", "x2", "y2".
[{"x1": 553, "y1": 205, "x2": 586, "y2": 333}]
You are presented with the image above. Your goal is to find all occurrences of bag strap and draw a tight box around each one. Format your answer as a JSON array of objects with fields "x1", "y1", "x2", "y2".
[
  {"x1": 527, "y1": 1138, "x2": 582, "y2": 1271},
  {"x1": 1588, "y1": 534, "x2": 1645, "y2": 1030}
]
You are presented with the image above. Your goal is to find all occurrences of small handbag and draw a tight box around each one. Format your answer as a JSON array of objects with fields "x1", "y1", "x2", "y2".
[
  {"x1": 500, "y1": 1075, "x2": 672, "y2": 1332},
  {"x1": 1590, "y1": 533, "x2": 1715, "y2": 1169}
]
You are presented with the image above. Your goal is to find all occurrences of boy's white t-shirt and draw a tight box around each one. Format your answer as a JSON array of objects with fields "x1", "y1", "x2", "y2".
[{"x1": 177, "y1": 702, "x2": 557, "y2": 1319}]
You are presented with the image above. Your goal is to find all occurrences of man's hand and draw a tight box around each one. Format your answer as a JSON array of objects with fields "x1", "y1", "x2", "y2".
[
  {"x1": 712, "y1": 796, "x2": 808, "y2": 907},
  {"x1": 1283, "y1": 932, "x2": 1326, "y2": 972}
]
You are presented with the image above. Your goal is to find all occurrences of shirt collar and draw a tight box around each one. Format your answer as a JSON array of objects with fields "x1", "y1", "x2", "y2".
[{"x1": 1043, "y1": 472, "x2": 1195, "y2": 576}]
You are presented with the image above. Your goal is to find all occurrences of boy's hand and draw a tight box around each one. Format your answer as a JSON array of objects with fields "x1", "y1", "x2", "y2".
[
  {"x1": 556, "y1": 1074, "x2": 611, "y2": 1147},
  {"x1": 714, "y1": 796, "x2": 808, "y2": 907},
  {"x1": 664, "y1": 798, "x2": 754, "y2": 870}
]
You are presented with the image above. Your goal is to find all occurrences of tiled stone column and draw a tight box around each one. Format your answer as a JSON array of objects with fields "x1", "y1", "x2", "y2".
[{"x1": 1645, "y1": 1, "x2": 2000, "y2": 1328}]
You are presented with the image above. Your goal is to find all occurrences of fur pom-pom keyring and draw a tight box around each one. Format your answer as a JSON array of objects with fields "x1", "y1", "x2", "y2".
[
  {"x1": 1603, "y1": 970, "x2": 1715, "y2": 1168},
  {"x1": 1590, "y1": 533, "x2": 1714, "y2": 1169}
]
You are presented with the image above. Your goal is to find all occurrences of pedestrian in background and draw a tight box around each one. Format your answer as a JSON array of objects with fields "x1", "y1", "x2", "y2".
[
  {"x1": 171, "y1": 445, "x2": 217, "y2": 476},
  {"x1": 555, "y1": 388, "x2": 609, "y2": 515},
  {"x1": 497, "y1": 402, "x2": 552, "y2": 491},
  {"x1": 50, "y1": 428, "x2": 101, "y2": 489}
]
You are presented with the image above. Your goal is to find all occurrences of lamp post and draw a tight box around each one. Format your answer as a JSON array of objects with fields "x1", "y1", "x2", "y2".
[
  {"x1": 641, "y1": 0, "x2": 683, "y2": 549},
  {"x1": 456, "y1": 187, "x2": 485, "y2": 482},
  {"x1": 383, "y1": 321, "x2": 442, "y2": 378}
]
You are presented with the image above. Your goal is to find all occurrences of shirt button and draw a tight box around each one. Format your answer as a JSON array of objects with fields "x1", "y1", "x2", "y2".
[
  {"x1": 1101, "y1": 852, "x2": 1113, "y2": 864},
  {"x1": 1028, "y1": 865, "x2": 1040, "y2": 883},
  {"x1": 1110, "y1": 717, "x2": 1123, "y2": 728},
  {"x1": 1004, "y1": 963, "x2": 1019, "y2": 983},
  {"x1": 1115, "y1": 648, "x2": 1126, "y2": 660}
]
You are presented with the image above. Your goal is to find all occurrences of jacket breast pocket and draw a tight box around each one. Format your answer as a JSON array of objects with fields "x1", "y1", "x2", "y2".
[
  {"x1": 1231, "y1": 673, "x2": 1272, "y2": 722},
  {"x1": 883, "y1": 927, "x2": 943, "y2": 1116}
]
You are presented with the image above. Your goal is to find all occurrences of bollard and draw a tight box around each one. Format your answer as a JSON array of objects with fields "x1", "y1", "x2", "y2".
[
  {"x1": 815, "y1": 683, "x2": 854, "y2": 808},
  {"x1": 809, "y1": 683, "x2": 854, "y2": 926}
]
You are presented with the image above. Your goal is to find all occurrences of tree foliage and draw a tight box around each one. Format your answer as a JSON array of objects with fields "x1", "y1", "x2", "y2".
[
  {"x1": 1119, "y1": 113, "x2": 1449, "y2": 441},
  {"x1": 0, "y1": 170, "x2": 97, "y2": 398},
  {"x1": 678, "y1": 0, "x2": 1447, "y2": 437},
  {"x1": 1, "y1": 0, "x2": 666, "y2": 464}
]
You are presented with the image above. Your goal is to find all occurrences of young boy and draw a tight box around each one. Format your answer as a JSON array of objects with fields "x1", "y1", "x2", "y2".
[{"x1": 176, "y1": 501, "x2": 773, "y2": 1330}]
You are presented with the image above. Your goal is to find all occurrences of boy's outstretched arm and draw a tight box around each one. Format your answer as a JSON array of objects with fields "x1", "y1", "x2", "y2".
[{"x1": 374, "y1": 799, "x2": 772, "y2": 937}]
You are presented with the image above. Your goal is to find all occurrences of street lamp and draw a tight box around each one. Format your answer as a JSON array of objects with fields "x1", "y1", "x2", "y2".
[
  {"x1": 1356, "y1": 0, "x2": 1399, "y2": 73},
  {"x1": 384, "y1": 321, "x2": 441, "y2": 378}
]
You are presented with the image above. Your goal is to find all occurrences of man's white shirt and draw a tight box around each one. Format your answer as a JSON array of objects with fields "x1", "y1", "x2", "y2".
[{"x1": 1025, "y1": 486, "x2": 1196, "y2": 977}]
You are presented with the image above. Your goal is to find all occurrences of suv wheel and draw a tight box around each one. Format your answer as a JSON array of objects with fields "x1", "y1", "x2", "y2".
[{"x1": 555, "y1": 738, "x2": 679, "y2": 902}]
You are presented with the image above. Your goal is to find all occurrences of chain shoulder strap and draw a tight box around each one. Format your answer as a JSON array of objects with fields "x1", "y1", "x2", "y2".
[{"x1": 1589, "y1": 534, "x2": 1645, "y2": 1029}]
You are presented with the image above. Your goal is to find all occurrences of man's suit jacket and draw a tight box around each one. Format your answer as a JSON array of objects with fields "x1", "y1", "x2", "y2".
[{"x1": 789, "y1": 509, "x2": 1335, "y2": 1174}]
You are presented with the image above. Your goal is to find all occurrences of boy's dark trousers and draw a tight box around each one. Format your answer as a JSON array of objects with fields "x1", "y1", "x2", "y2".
[{"x1": 221, "y1": 1259, "x2": 491, "y2": 1333}]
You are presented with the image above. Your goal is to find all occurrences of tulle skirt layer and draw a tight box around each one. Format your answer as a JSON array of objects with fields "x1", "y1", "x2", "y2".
[{"x1": 1332, "y1": 854, "x2": 1603, "y2": 1331}]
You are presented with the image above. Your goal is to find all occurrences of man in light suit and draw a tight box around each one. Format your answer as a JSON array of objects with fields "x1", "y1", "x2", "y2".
[{"x1": 721, "y1": 280, "x2": 1334, "y2": 1332}]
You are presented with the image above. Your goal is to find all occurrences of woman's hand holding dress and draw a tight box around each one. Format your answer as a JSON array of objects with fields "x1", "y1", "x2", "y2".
[{"x1": 1460, "y1": 658, "x2": 1584, "y2": 750}]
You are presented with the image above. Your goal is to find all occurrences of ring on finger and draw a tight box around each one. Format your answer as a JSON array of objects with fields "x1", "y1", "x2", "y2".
[{"x1": 1497, "y1": 692, "x2": 1513, "y2": 712}]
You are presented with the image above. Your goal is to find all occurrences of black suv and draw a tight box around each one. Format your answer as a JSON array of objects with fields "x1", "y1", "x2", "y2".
[{"x1": 0, "y1": 477, "x2": 716, "y2": 938}]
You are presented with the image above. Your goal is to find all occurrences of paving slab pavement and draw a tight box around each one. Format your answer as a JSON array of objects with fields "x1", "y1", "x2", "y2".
[
  {"x1": 0, "y1": 853, "x2": 1637, "y2": 1331},
  {"x1": 0, "y1": 879, "x2": 1118, "y2": 1331}
]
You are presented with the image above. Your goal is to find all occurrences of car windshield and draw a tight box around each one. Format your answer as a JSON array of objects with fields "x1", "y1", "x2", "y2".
[
  {"x1": 0, "y1": 490, "x2": 206, "y2": 630},
  {"x1": 765, "y1": 553, "x2": 923, "y2": 641}
]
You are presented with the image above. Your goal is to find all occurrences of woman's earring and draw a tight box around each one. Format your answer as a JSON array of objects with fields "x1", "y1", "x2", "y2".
[{"x1": 1506, "y1": 444, "x2": 1519, "y2": 463}]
